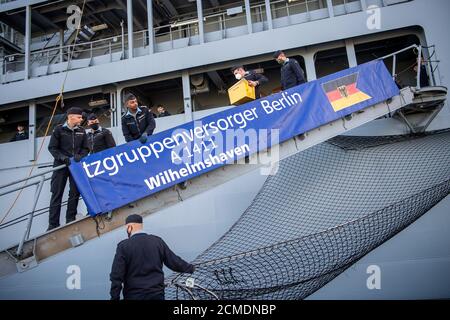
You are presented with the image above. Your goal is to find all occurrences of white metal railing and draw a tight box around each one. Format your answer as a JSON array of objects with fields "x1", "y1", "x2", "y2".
[
  {"x1": 271, "y1": 0, "x2": 325, "y2": 19},
  {"x1": 378, "y1": 44, "x2": 440, "y2": 89},
  {"x1": 3, "y1": 33, "x2": 124, "y2": 74},
  {"x1": 0, "y1": 22, "x2": 22, "y2": 47},
  {"x1": 153, "y1": 23, "x2": 199, "y2": 45},
  {"x1": 1, "y1": 0, "x2": 413, "y2": 81},
  {"x1": 1, "y1": 0, "x2": 328, "y2": 73},
  {"x1": 0, "y1": 164, "x2": 66, "y2": 257}
]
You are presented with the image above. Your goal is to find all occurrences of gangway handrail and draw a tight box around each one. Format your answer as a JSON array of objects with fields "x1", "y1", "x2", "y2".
[
  {"x1": 377, "y1": 44, "x2": 441, "y2": 90},
  {"x1": 0, "y1": 175, "x2": 51, "y2": 198},
  {"x1": 0, "y1": 196, "x2": 77, "y2": 230},
  {"x1": 16, "y1": 175, "x2": 45, "y2": 257},
  {"x1": 0, "y1": 164, "x2": 66, "y2": 257},
  {"x1": 0, "y1": 86, "x2": 417, "y2": 274},
  {"x1": 0, "y1": 164, "x2": 65, "y2": 192},
  {"x1": 378, "y1": 44, "x2": 423, "y2": 89},
  {"x1": 378, "y1": 44, "x2": 420, "y2": 61}
]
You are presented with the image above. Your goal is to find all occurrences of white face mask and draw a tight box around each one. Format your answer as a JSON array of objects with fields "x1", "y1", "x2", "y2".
[{"x1": 235, "y1": 73, "x2": 243, "y2": 80}]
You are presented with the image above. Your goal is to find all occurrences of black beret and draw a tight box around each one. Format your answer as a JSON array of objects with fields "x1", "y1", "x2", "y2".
[
  {"x1": 87, "y1": 113, "x2": 97, "y2": 121},
  {"x1": 125, "y1": 214, "x2": 143, "y2": 224},
  {"x1": 273, "y1": 50, "x2": 284, "y2": 59},
  {"x1": 66, "y1": 107, "x2": 84, "y2": 115}
]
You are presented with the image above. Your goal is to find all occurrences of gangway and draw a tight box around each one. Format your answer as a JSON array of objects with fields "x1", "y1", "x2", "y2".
[{"x1": 0, "y1": 86, "x2": 415, "y2": 279}]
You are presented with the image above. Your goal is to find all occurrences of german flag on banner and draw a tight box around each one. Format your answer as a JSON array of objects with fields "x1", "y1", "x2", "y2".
[{"x1": 322, "y1": 73, "x2": 372, "y2": 112}]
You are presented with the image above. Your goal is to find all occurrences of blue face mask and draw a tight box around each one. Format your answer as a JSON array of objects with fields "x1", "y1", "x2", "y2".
[{"x1": 90, "y1": 123, "x2": 99, "y2": 131}]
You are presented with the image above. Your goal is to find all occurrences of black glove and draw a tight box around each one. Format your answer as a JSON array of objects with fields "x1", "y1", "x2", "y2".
[
  {"x1": 139, "y1": 132, "x2": 148, "y2": 144},
  {"x1": 73, "y1": 154, "x2": 83, "y2": 162},
  {"x1": 61, "y1": 156, "x2": 71, "y2": 166}
]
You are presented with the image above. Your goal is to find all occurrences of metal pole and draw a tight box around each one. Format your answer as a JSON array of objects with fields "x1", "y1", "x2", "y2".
[
  {"x1": 17, "y1": 175, "x2": 45, "y2": 256},
  {"x1": 0, "y1": 164, "x2": 66, "y2": 191},
  {"x1": 416, "y1": 45, "x2": 422, "y2": 89},
  {"x1": 127, "y1": 0, "x2": 134, "y2": 59},
  {"x1": 110, "y1": 91, "x2": 116, "y2": 127},
  {"x1": 121, "y1": 20, "x2": 125, "y2": 58},
  {"x1": 196, "y1": 0, "x2": 204, "y2": 44},
  {"x1": 24, "y1": 5, "x2": 31, "y2": 79},
  {"x1": 360, "y1": 0, "x2": 368, "y2": 11},
  {"x1": 116, "y1": 86, "x2": 123, "y2": 124},
  {"x1": 146, "y1": 0, "x2": 154, "y2": 54},
  {"x1": 182, "y1": 71, "x2": 193, "y2": 122},
  {"x1": 0, "y1": 181, "x2": 40, "y2": 198},
  {"x1": 244, "y1": 0, "x2": 252, "y2": 34},
  {"x1": 264, "y1": 0, "x2": 273, "y2": 30},
  {"x1": 219, "y1": 15, "x2": 224, "y2": 39},
  {"x1": 28, "y1": 102, "x2": 36, "y2": 161},
  {"x1": 326, "y1": 0, "x2": 334, "y2": 18},
  {"x1": 304, "y1": 51, "x2": 317, "y2": 81},
  {"x1": 59, "y1": 29, "x2": 64, "y2": 63},
  {"x1": 345, "y1": 39, "x2": 357, "y2": 67},
  {"x1": 392, "y1": 54, "x2": 397, "y2": 80}
]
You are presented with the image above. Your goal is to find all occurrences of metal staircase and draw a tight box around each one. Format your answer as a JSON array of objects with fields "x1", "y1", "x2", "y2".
[{"x1": 48, "y1": 25, "x2": 96, "y2": 65}]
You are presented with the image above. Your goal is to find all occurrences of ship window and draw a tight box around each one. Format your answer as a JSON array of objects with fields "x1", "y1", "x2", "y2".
[
  {"x1": 0, "y1": 106, "x2": 28, "y2": 144},
  {"x1": 36, "y1": 94, "x2": 112, "y2": 137},
  {"x1": 190, "y1": 71, "x2": 231, "y2": 111},
  {"x1": 196, "y1": 55, "x2": 306, "y2": 110},
  {"x1": 314, "y1": 47, "x2": 349, "y2": 78},
  {"x1": 123, "y1": 78, "x2": 183, "y2": 117},
  {"x1": 355, "y1": 34, "x2": 421, "y2": 88}
]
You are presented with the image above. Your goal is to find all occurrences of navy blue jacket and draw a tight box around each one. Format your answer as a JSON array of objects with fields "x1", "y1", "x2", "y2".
[
  {"x1": 280, "y1": 58, "x2": 306, "y2": 90},
  {"x1": 48, "y1": 124, "x2": 89, "y2": 166},
  {"x1": 121, "y1": 106, "x2": 156, "y2": 142},
  {"x1": 110, "y1": 233, "x2": 194, "y2": 300},
  {"x1": 86, "y1": 127, "x2": 116, "y2": 154},
  {"x1": 244, "y1": 70, "x2": 269, "y2": 98},
  {"x1": 10, "y1": 131, "x2": 28, "y2": 142}
]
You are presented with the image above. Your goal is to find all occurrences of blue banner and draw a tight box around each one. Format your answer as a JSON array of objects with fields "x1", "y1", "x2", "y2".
[{"x1": 70, "y1": 60, "x2": 399, "y2": 216}]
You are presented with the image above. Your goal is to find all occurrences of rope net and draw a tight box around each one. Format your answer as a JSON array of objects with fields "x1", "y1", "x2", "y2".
[{"x1": 166, "y1": 130, "x2": 450, "y2": 300}]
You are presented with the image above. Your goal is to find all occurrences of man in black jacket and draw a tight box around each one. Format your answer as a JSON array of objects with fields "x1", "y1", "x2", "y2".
[
  {"x1": 47, "y1": 107, "x2": 89, "y2": 231},
  {"x1": 231, "y1": 65, "x2": 269, "y2": 98},
  {"x1": 121, "y1": 94, "x2": 156, "y2": 143},
  {"x1": 156, "y1": 105, "x2": 171, "y2": 118},
  {"x1": 110, "y1": 214, "x2": 195, "y2": 300},
  {"x1": 86, "y1": 113, "x2": 116, "y2": 154},
  {"x1": 273, "y1": 50, "x2": 306, "y2": 90},
  {"x1": 10, "y1": 124, "x2": 28, "y2": 142}
]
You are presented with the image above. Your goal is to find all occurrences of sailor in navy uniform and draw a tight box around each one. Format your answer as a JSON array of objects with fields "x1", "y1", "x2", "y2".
[
  {"x1": 47, "y1": 107, "x2": 89, "y2": 231},
  {"x1": 121, "y1": 94, "x2": 156, "y2": 143},
  {"x1": 110, "y1": 214, "x2": 195, "y2": 300}
]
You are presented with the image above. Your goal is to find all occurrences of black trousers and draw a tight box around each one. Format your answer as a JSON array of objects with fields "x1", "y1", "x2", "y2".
[
  {"x1": 49, "y1": 167, "x2": 80, "y2": 228},
  {"x1": 125, "y1": 291, "x2": 165, "y2": 300}
]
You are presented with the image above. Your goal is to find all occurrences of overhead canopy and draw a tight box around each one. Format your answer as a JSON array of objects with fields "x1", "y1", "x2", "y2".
[{"x1": 0, "y1": 0, "x2": 245, "y2": 37}]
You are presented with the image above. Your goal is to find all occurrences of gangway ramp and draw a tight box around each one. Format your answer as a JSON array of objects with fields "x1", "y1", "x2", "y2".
[{"x1": 0, "y1": 87, "x2": 414, "y2": 279}]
